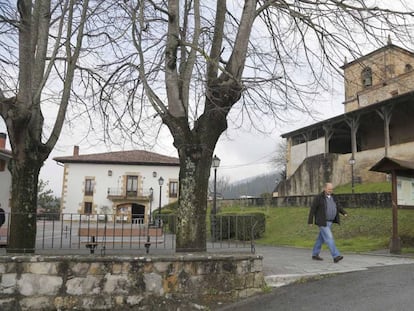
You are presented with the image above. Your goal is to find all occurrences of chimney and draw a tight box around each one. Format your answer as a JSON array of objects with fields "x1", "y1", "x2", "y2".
[
  {"x1": 73, "y1": 145, "x2": 79, "y2": 156},
  {"x1": 0, "y1": 133, "x2": 6, "y2": 149}
]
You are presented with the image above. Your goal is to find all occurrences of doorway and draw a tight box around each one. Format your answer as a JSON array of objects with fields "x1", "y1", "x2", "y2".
[{"x1": 131, "y1": 203, "x2": 145, "y2": 224}]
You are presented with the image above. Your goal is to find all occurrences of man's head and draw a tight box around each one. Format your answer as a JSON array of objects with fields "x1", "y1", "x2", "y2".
[{"x1": 324, "y1": 183, "x2": 334, "y2": 195}]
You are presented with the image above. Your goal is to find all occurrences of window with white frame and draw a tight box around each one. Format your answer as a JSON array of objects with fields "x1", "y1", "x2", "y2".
[
  {"x1": 126, "y1": 175, "x2": 138, "y2": 196},
  {"x1": 84, "y1": 178, "x2": 94, "y2": 196},
  {"x1": 169, "y1": 181, "x2": 178, "y2": 198}
]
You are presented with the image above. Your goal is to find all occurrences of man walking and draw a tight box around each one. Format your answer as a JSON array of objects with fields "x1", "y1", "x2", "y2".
[{"x1": 308, "y1": 182, "x2": 347, "y2": 263}]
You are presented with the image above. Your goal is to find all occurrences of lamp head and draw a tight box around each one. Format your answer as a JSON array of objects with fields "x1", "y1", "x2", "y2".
[{"x1": 212, "y1": 154, "x2": 221, "y2": 168}]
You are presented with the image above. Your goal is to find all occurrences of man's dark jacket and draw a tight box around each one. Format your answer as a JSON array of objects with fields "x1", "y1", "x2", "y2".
[
  {"x1": 0, "y1": 208, "x2": 5, "y2": 227},
  {"x1": 308, "y1": 192, "x2": 347, "y2": 227}
]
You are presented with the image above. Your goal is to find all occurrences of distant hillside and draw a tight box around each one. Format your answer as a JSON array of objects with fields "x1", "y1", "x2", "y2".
[{"x1": 222, "y1": 173, "x2": 280, "y2": 199}]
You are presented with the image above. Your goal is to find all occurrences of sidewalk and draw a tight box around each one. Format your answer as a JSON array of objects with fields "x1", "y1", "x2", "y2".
[{"x1": 255, "y1": 245, "x2": 414, "y2": 287}]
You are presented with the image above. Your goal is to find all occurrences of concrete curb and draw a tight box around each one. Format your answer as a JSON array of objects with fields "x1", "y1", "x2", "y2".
[
  {"x1": 265, "y1": 273, "x2": 315, "y2": 287},
  {"x1": 264, "y1": 268, "x2": 369, "y2": 288}
]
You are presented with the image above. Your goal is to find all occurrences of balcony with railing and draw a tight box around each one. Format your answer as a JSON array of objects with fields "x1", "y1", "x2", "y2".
[{"x1": 107, "y1": 188, "x2": 152, "y2": 201}]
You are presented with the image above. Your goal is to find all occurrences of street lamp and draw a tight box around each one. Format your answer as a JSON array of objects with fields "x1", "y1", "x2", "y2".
[
  {"x1": 158, "y1": 176, "x2": 164, "y2": 227},
  {"x1": 211, "y1": 155, "x2": 221, "y2": 241},
  {"x1": 349, "y1": 157, "x2": 356, "y2": 194},
  {"x1": 149, "y1": 187, "x2": 153, "y2": 223},
  {"x1": 146, "y1": 187, "x2": 154, "y2": 254}
]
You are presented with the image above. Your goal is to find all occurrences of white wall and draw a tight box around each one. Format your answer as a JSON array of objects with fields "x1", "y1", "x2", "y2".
[
  {"x1": 60, "y1": 162, "x2": 179, "y2": 216},
  {"x1": 0, "y1": 160, "x2": 11, "y2": 213},
  {"x1": 289, "y1": 137, "x2": 325, "y2": 176}
]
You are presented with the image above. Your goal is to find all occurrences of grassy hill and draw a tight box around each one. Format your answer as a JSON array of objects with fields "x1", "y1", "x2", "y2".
[
  {"x1": 219, "y1": 205, "x2": 414, "y2": 254},
  {"x1": 333, "y1": 181, "x2": 391, "y2": 194},
  {"x1": 215, "y1": 181, "x2": 411, "y2": 253},
  {"x1": 223, "y1": 173, "x2": 280, "y2": 198}
]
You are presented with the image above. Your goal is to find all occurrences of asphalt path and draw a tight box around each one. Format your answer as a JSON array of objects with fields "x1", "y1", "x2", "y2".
[{"x1": 217, "y1": 263, "x2": 414, "y2": 311}]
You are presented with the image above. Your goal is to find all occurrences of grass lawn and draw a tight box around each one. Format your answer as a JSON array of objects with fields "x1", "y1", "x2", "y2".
[
  {"x1": 333, "y1": 181, "x2": 391, "y2": 194},
  {"x1": 219, "y1": 205, "x2": 414, "y2": 254}
]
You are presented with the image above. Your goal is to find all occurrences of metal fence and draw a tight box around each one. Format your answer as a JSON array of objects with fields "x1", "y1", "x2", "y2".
[{"x1": 0, "y1": 213, "x2": 256, "y2": 255}]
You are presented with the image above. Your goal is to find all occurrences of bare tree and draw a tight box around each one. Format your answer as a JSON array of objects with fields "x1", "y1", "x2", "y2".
[
  {"x1": 93, "y1": 1, "x2": 414, "y2": 252},
  {"x1": 0, "y1": 0, "x2": 110, "y2": 252},
  {"x1": 272, "y1": 140, "x2": 287, "y2": 180},
  {"x1": 208, "y1": 175, "x2": 230, "y2": 198}
]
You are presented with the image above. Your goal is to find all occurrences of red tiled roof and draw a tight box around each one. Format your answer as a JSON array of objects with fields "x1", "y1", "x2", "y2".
[{"x1": 53, "y1": 150, "x2": 179, "y2": 166}]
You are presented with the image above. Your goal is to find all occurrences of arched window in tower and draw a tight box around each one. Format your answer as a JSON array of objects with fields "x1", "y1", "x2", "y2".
[
  {"x1": 405, "y1": 64, "x2": 412, "y2": 73},
  {"x1": 361, "y1": 67, "x2": 372, "y2": 88}
]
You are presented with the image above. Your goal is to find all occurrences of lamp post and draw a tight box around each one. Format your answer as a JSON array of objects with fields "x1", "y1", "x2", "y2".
[
  {"x1": 158, "y1": 176, "x2": 164, "y2": 227},
  {"x1": 211, "y1": 155, "x2": 221, "y2": 241},
  {"x1": 145, "y1": 187, "x2": 154, "y2": 254},
  {"x1": 149, "y1": 187, "x2": 153, "y2": 224},
  {"x1": 349, "y1": 157, "x2": 356, "y2": 194}
]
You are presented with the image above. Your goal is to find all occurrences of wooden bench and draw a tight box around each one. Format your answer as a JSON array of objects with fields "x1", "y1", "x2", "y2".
[{"x1": 78, "y1": 226, "x2": 163, "y2": 254}]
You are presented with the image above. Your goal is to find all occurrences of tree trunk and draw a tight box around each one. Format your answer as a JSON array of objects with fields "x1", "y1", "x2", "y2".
[
  {"x1": 7, "y1": 148, "x2": 44, "y2": 253},
  {"x1": 175, "y1": 149, "x2": 211, "y2": 252},
  {"x1": 167, "y1": 77, "x2": 240, "y2": 252}
]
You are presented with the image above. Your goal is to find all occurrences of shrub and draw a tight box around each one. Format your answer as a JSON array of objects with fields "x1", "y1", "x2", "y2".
[
  {"x1": 153, "y1": 208, "x2": 176, "y2": 233},
  {"x1": 162, "y1": 201, "x2": 178, "y2": 211}
]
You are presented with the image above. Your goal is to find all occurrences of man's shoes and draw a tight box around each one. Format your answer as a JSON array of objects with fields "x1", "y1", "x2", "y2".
[
  {"x1": 333, "y1": 256, "x2": 344, "y2": 263},
  {"x1": 312, "y1": 255, "x2": 323, "y2": 261}
]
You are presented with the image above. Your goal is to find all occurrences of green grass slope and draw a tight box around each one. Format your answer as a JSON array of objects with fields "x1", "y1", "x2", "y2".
[{"x1": 221, "y1": 205, "x2": 414, "y2": 254}]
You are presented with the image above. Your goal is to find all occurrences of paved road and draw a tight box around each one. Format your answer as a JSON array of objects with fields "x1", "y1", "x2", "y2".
[
  {"x1": 217, "y1": 263, "x2": 414, "y2": 311},
  {"x1": 213, "y1": 245, "x2": 414, "y2": 310}
]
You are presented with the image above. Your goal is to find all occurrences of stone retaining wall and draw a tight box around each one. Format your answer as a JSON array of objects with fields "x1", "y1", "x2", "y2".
[
  {"x1": 221, "y1": 192, "x2": 392, "y2": 209},
  {"x1": 0, "y1": 254, "x2": 264, "y2": 311}
]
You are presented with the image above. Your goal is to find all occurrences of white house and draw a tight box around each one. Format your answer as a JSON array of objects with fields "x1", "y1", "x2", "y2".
[
  {"x1": 54, "y1": 146, "x2": 180, "y2": 224},
  {"x1": 0, "y1": 132, "x2": 11, "y2": 214}
]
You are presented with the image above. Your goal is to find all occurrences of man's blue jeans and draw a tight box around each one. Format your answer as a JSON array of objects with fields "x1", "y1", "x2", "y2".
[{"x1": 312, "y1": 221, "x2": 341, "y2": 258}]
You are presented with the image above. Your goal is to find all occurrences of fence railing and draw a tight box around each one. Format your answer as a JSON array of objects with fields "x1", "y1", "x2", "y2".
[{"x1": 0, "y1": 213, "x2": 256, "y2": 255}]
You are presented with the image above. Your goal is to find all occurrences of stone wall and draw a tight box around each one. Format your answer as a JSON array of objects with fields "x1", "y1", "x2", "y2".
[
  {"x1": 277, "y1": 153, "x2": 339, "y2": 196},
  {"x1": 220, "y1": 192, "x2": 392, "y2": 209},
  {"x1": 270, "y1": 192, "x2": 391, "y2": 209},
  {"x1": 0, "y1": 254, "x2": 264, "y2": 311}
]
